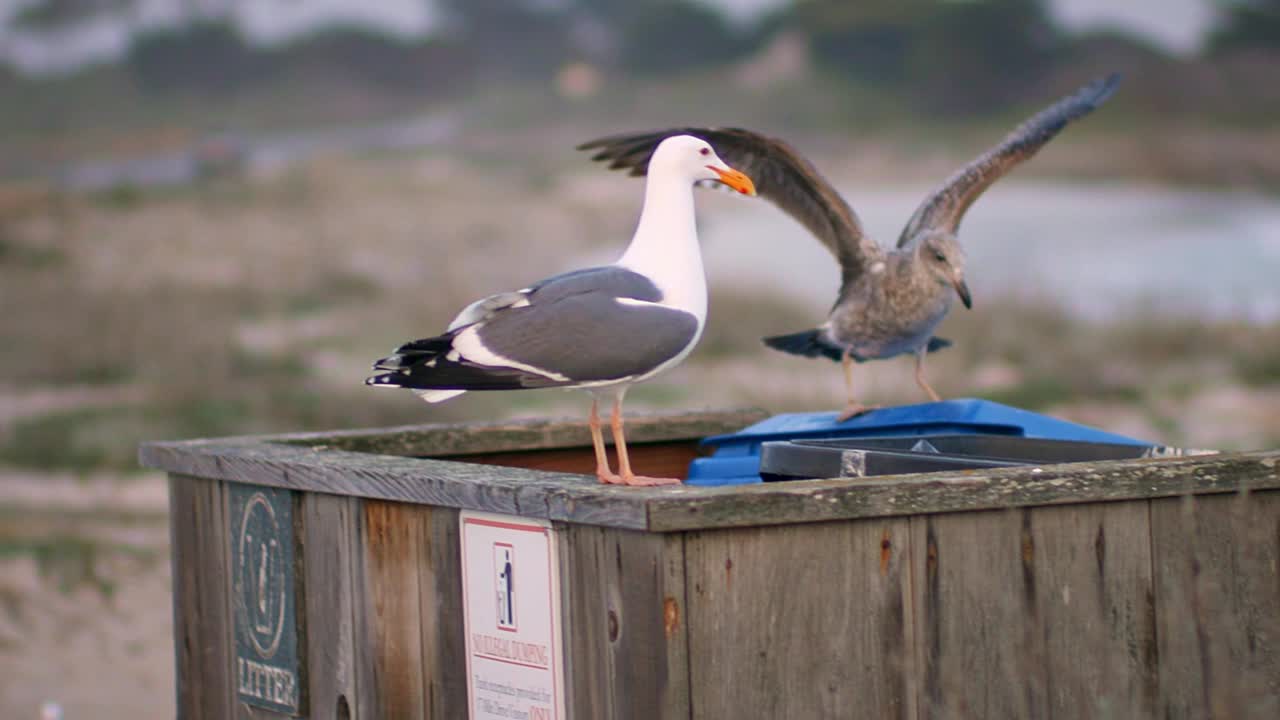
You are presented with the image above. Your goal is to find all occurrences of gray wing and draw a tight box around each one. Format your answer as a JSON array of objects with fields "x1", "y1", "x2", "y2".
[
  {"x1": 897, "y1": 73, "x2": 1121, "y2": 248},
  {"x1": 527, "y1": 265, "x2": 663, "y2": 304},
  {"x1": 445, "y1": 266, "x2": 662, "y2": 330},
  {"x1": 476, "y1": 265, "x2": 692, "y2": 383},
  {"x1": 472, "y1": 292, "x2": 698, "y2": 383},
  {"x1": 578, "y1": 127, "x2": 881, "y2": 285},
  {"x1": 369, "y1": 266, "x2": 697, "y2": 390}
]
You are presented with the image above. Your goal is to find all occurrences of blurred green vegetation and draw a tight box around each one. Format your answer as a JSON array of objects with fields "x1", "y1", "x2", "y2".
[
  {"x1": 3, "y1": 0, "x2": 1280, "y2": 173},
  {"x1": 1209, "y1": 0, "x2": 1280, "y2": 54},
  {"x1": 797, "y1": 0, "x2": 1060, "y2": 114},
  {"x1": 12, "y1": 0, "x2": 133, "y2": 30},
  {"x1": 1234, "y1": 326, "x2": 1280, "y2": 385},
  {"x1": 125, "y1": 22, "x2": 472, "y2": 97},
  {"x1": 0, "y1": 532, "x2": 158, "y2": 597}
]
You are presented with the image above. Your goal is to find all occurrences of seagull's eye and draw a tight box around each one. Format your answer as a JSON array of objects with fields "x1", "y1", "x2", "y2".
[{"x1": 699, "y1": 147, "x2": 710, "y2": 156}]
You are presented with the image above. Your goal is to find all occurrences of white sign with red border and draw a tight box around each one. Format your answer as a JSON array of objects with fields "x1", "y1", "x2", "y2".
[{"x1": 460, "y1": 511, "x2": 565, "y2": 720}]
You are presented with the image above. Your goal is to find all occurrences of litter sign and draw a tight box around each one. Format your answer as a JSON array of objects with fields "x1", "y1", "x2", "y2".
[{"x1": 229, "y1": 484, "x2": 302, "y2": 715}]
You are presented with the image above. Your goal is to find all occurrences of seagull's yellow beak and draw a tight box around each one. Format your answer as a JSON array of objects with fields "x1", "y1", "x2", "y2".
[{"x1": 707, "y1": 165, "x2": 756, "y2": 196}]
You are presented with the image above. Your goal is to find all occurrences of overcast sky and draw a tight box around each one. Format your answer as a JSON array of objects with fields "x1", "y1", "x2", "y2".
[{"x1": 0, "y1": 0, "x2": 1221, "y2": 75}]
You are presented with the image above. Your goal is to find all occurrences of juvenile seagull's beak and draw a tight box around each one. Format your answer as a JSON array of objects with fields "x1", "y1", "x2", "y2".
[
  {"x1": 707, "y1": 165, "x2": 756, "y2": 196},
  {"x1": 953, "y1": 277, "x2": 972, "y2": 309}
]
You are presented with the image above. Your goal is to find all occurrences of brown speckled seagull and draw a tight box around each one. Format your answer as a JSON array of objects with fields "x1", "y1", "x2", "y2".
[{"x1": 579, "y1": 73, "x2": 1120, "y2": 420}]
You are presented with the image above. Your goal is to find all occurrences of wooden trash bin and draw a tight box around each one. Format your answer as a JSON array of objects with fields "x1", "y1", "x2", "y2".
[{"x1": 140, "y1": 408, "x2": 1280, "y2": 720}]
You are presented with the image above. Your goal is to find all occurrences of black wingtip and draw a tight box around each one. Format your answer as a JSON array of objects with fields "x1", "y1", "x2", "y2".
[
  {"x1": 577, "y1": 131, "x2": 647, "y2": 153},
  {"x1": 577, "y1": 129, "x2": 691, "y2": 159},
  {"x1": 925, "y1": 336, "x2": 954, "y2": 353},
  {"x1": 762, "y1": 329, "x2": 845, "y2": 362},
  {"x1": 580, "y1": 139, "x2": 614, "y2": 153}
]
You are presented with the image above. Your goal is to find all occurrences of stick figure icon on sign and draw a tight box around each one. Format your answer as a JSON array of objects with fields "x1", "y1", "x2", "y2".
[{"x1": 496, "y1": 543, "x2": 516, "y2": 631}]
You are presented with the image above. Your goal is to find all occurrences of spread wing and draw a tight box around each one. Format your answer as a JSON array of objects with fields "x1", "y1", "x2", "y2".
[
  {"x1": 578, "y1": 127, "x2": 881, "y2": 284},
  {"x1": 897, "y1": 73, "x2": 1121, "y2": 248}
]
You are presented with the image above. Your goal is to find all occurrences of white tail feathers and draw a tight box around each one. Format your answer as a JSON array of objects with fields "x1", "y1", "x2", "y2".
[{"x1": 413, "y1": 389, "x2": 466, "y2": 403}]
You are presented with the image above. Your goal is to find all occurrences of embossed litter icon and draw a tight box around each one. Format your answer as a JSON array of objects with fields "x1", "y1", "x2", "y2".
[
  {"x1": 237, "y1": 492, "x2": 287, "y2": 659},
  {"x1": 229, "y1": 484, "x2": 301, "y2": 714},
  {"x1": 495, "y1": 542, "x2": 517, "y2": 631}
]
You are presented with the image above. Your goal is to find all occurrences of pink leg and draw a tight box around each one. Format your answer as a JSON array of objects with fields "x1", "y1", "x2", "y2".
[
  {"x1": 836, "y1": 349, "x2": 879, "y2": 421},
  {"x1": 915, "y1": 349, "x2": 942, "y2": 402},
  {"x1": 589, "y1": 398, "x2": 623, "y2": 484},
  {"x1": 609, "y1": 394, "x2": 681, "y2": 486}
]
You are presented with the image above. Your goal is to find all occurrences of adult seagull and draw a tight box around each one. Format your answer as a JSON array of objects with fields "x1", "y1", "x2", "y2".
[
  {"x1": 578, "y1": 74, "x2": 1120, "y2": 420},
  {"x1": 366, "y1": 135, "x2": 756, "y2": 485}
]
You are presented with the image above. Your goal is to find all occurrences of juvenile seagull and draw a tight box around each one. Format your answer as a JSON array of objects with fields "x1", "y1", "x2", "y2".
[
  {"x1": 366, "y1": 135, "x2": 756, "y2": 485},
  {"x1": 578, "y1": 74, "x2": 1120, "y2": 420}
]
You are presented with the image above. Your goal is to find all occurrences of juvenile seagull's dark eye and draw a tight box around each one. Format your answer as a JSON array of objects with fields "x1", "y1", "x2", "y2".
[{"x1": 699, "y1": 147, "x2": 710, "y2": 156}]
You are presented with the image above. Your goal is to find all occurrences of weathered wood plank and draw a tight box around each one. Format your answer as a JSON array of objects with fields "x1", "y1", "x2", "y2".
[
  {"x1": 353, "y1": 501, "x2": 468, "y2": 719},
  {"x1": 272, "y1": 408, "x2": 768, "y2": 457},
  {"x1": 142, "y1": 438, "x2": 653, "y2": 530},
  {"x1": 300, "y1": 493, "x2": 362, "y2": 720},
  {"x1": 655, "y1": 532, "x2": 691, "y2": 719},
  {"x1": 606, "y1": 530, "x2": 689, "y2": 719},
  {"x1": 140, "y1": 408, "x2": 772, "y2": 531},
  {"x1": 416, "y1": 507, "x2": 468, "y2": 717},
  {"x1": 913, "y1": 509, "x2": 1047, "y2": 720},
  {"x1": 1028, "y1": 501, "x2": 1158, "y2": 719},
  {"x1": 685, "y1": 519, "x2": 915, "y2": 719},
  {"x1": 559, "y1": 525, "x2": 610, "y2": 720},
  {"x1": 347, "y1": 501, "x2": 378, "y2": 720},
  {"x1": 358, "y1": 500, "x2": 427, "y2": 720},
  {"x1": 1152, "y1": 491, "x2": 1280, "y2": 720},
  {"x1": 646, "y1": 452, "x2": 1280, "y2": 532},
  {"x1": 142, "y1": 427, "x2": 1279, "y2": 531},
  {"x1": 169, "y1": 474, "x2": 235, "y2": 720},
  {"x1": 559, "y1": 526, "x2": 691, "y2": 719}
]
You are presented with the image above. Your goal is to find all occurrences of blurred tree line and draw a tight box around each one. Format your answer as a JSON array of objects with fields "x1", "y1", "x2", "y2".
[
  {"x1": 9, "y1": 0, "x2": 1280, "y2": 115},
  {"x1": 1208, "y1": 0, "x2": 1280, "y2": 54},
  {"x1": 118, "y1": 0, "x2": 760, "y2": 96},
  {"x1": 794, "y1": 0, "x2": 1060, "y2": 113}
]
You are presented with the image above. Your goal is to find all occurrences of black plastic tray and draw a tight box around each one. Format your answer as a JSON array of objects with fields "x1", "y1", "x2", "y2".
[{"x1": 759, "y1": 434, "x2": 1185, "y2": 481}]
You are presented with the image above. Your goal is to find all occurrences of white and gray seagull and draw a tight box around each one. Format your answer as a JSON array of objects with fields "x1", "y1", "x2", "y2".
[
  {"x1": 579, "y1": 74, "x2": 1120, "y2": 420},
  {"x1": 366, "y1": 135, "x2": 756, "y2": 486}
]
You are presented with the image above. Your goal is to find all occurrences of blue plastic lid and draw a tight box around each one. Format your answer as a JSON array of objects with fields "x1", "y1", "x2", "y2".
[{"x1": 686, "y1": 398, "x2": 1150, "y2": 486}]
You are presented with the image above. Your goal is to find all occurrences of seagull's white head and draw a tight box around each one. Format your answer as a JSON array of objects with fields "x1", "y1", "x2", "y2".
[{"x1": 648, "y1": 135, "x2": 756, "y2": 196}]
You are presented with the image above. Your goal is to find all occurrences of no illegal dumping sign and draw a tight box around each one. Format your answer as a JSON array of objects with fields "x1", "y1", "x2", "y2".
[{"x1": 461, "y1": 511, "x2": 565, "y2": 720}]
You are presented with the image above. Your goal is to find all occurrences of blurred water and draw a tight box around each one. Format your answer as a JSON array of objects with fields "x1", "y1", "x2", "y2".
[
  {"x1": 56, "y1": 111, "x2": 460, "y2": 190},
  {"x1": 701, "y1": 180, "x2": 1280, "y2": 322}
]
